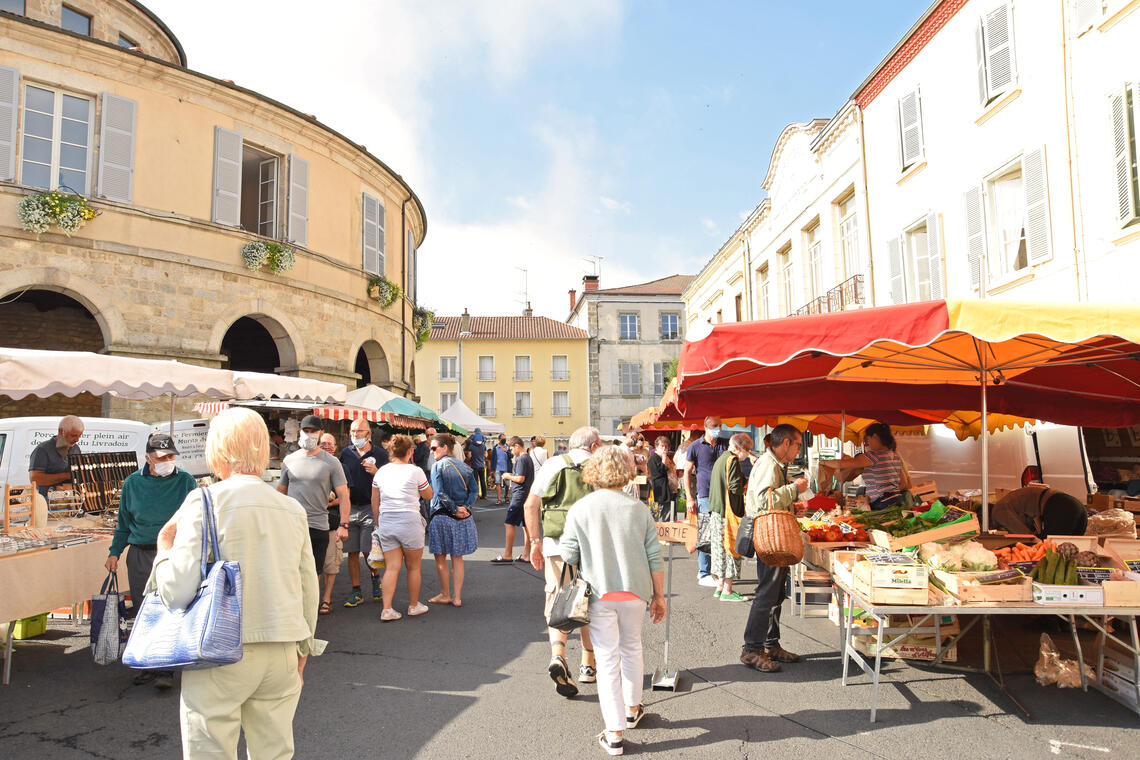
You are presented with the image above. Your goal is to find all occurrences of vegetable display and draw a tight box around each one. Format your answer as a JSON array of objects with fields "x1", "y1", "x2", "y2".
[{"x1": 1029, "y1": 548, "x2": 1081, "y2": 585}]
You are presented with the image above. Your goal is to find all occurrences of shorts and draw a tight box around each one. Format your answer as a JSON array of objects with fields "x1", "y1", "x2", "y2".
[
  {"x1": 344, "y1": 508, "x2": 374, "y2": 554},
  {"x1": 494, "y1": 470, "x2": 507, "y2": 485},
  {"x1": 374, "y1": 511, "x2": 426, "y2": 552},
  {"x1": 543, "y1": 553, "x2": 567, "y2": 620},
  {"x1": 504, "y1": 501, "x2": 526, "y2": 527},
  {"x1": 322, "y1": 532, "x2": 343, "y2": 575}
]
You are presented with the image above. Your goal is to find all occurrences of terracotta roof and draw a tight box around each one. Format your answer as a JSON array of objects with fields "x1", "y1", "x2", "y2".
[
  {"x1": 429, "y1": 316, "x2": 588, "y2": 341},
  {"x1": 592, "y1": 274, "x2": 695, "y2": 296}
]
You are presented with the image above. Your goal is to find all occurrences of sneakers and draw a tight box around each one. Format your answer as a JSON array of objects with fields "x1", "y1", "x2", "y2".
[
  {"x1": 548, "y1": 654, "x2": 579, "y2": 698},
  {"x1": 625, "y1": 705, "x2": 645, "y2": 729},
  {"x1": 597, "y1": 731, "x2": 623, "y2": 756},
  {"x1": 579, "y1": 663, "x2": 597, "y2": 683},
  {"x1": 719, "y1": 591, "x2": 746, "y2": 602},
  {"x1": 371, "y1": 575, "x2": 382, "y2": 601},
  {"x1": 713, "y1": 589, "x2": 721, "y2": 599},
  {"x1": 408, "y1": 602, "x2": 429, "y2": 616},
  {"x1": 380, "y1": 608, "x2": 402, "y2": 622},
  {"x1": 344, "y1": 590, "x2": 364, "y2": 608},
  {"x1": 697, "y1": 576, "x2": 719, "y2": 588}
]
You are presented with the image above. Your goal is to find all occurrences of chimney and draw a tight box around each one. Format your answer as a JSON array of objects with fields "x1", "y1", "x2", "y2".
[
  {"x1": 459, "y1": 308, "x2": 471, "y2": 334},
  {"x1": 583, "y1": 274, "x2": 599, "y2": 292},
  {"x1": 523, "y1": 301, "x2": 533, "y2": 317},
  {"x1": 569, "y1": 289, "x2": 577, "y2": 311}
]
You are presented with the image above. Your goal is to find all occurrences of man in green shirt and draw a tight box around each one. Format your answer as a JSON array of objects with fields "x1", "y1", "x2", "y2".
[
  {"x1": 740, "y1": 424, "x2": 807, "y2": 673},
  {"x1": 105, "y1": 432, "x2": 197, "y2": 689}
]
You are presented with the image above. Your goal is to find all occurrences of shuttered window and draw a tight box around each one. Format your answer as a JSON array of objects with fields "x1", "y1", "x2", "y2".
[
  {"x1": 618, "y1": 361, "x2": 641, "y2": 396},
  {"x1": 211, "y1": 126, "x2": 241, "y2": 226},
  {"x1": 0, "y1": 66, "x2": 17, "y2": 182},
  {"x1": 96, "y1": 93, "x2": 136, "y2": 203},
  {"x1": 890, "y1": 213, "x2": 943, "y2": 305},
  {"x1": 976, "y1": 3, "x2": 1017, "y2": 106},
  {"x1": 287, "y1": 154, "x2": 308, "y2": 247},
  {"x1": 964, "y1": 185, "x2": 986, "y2": 292},
  {"x1": 1110, "y1": 84, "x2": 1140, "y2": 227},
  {"x1": 1022, "y1": 147, "x2": 1052, "y2": 265},
  {"x1": 361, "y1": 192, "x2": 385, "y2": 275},
  {"x1": 897, "y1": 87, "x2": 924, "y2": 170}
]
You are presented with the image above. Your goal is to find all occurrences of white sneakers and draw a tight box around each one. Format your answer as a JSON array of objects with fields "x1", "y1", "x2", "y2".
[
  {"x1": 697, "y1": 576, "x2": 719, "y2": 588},
  {"x1": 408, "y1": 602, "x2": 429, "y2": 616},
  {"x1": 380, "y1": 608, "x2": 402, "y2": 622}
]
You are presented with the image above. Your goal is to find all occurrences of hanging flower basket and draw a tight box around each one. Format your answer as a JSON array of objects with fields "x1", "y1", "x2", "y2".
[
  {"x1": 17, "y1": 191, "x2": 98, "y2": 236},
  {"x1": 412, "y1": 306, "x2": 434, "y2": 350},
  {"x1": 241, "y1": 241, "x2": 296, "y2": 274},
  {"x1": 368, "y1": 275, "x2": 402, "y2": 308}
]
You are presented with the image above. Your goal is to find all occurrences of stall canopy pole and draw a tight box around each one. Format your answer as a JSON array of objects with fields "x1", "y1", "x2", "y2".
[
  {"x1": 169, "y1": 393, "x2": 175, "y2": 436},
  {"x1": 980, "y1": 362, "x2": 989, "y2": 533}
]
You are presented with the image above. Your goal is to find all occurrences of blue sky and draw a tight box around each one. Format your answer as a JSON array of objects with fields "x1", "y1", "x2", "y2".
[{"x1": 148, "y1": 0, "x2": 929, "y2": 318}]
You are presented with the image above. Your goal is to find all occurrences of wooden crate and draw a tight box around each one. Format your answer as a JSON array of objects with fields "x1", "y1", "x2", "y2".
[
  {"x1": 932, "y1": 569, "x2": 1034, "y2": 602},
  {"x1": 871, "y1": 514, "x2": 981, "y2": 552},
  {"x1": 4, "y1": 484, "x2": 35, "y2": 532},
  {"x1": 852, "y1": 559, "x2": 930, "y2": 605},
  {"x1": 910, "y1": 480, "x2": 939, "y2": 503},
  {"x1": 802, "y1": 537, "x2": 870, "y2": 569},
  {"x1": 853, "y1": 633, "x2": 958, "y2": 662}
]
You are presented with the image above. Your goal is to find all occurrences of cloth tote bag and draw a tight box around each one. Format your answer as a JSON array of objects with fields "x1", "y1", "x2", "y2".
[
  {"x1": 90, "y1": 570, "x2": 128, "y2": 665},
  {"x1": 547, "y1": 563, "x2": 591, "y2": 632}
]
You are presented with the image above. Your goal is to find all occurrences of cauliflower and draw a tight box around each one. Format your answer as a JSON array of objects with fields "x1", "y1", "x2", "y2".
[
  {"x1": 961, "y1": 545, "x2": 998, "y2": 572},
  {"x1": 917, "y1": 542, "x2": 942, "y2": 562},
  {"x1": 947, "y1": 540, "x2": 983, "y2": 559},
  {"x1": 929, "y1": 551, "x2": 962, "y2": 572}
]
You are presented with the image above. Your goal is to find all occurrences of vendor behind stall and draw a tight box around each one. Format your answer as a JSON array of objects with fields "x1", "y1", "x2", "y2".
[
  {"x1": 817, "y1": 422, "x2": 911, "y2": 510},
  {"x1": 990, "y1": 484, "x2": 1088, "y2": 538},
  {"x1": 28, "y1": 415, "x2": 84, "y2": 498}
]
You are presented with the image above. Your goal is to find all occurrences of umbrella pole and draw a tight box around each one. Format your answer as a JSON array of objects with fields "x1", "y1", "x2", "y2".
[
  {"x1": 169, "y1": 392, "x2": 175, "y2": 436},
  {"x1": 980, "y1": 373, "x2": 989, "y2": 533}
]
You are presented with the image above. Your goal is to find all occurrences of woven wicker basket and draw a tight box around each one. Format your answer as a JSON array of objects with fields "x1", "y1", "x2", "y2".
[{"x1": 753, "y1": 507, "x2": 804, "y2": 567}]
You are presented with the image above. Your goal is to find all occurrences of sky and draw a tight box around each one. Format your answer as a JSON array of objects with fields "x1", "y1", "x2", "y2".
[{"x1": 147, "y1": 0, "x2": 929, "y2": 319}]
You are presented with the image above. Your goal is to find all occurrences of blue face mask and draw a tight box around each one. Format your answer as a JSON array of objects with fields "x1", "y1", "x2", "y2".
[{"x1": 706, "y1": 427, "x2": 722, "y2": 439}]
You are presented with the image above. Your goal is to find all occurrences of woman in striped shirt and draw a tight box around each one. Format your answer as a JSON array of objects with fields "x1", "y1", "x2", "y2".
[{"x1": 818, "y1": 423, "x2": 910, "y2": 510}]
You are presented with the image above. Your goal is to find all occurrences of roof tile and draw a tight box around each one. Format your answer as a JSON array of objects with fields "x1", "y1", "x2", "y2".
[
  {"x1": 592, "y1": 274, "x2": 695, "y2": 296},
  {"x1": 429, "y1": 316, "x2": 588, "y2": 341}
]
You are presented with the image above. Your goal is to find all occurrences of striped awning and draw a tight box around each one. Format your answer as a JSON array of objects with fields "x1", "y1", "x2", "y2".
[
  {"x1": 312, "y1": 405, "x2": 428, "y2": 429},
  {"x1": 193, "y1": 401, "x2": 231, "y2": 416}
]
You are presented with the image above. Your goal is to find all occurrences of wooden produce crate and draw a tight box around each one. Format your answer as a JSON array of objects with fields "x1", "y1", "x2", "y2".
[
  {"x1": 802, "y1": 535, "x2": 870, "y2": 570},
  {"x1": 1032, "y1": 582, "x2": 1104, "y2": 606},
  {"x1": 871, "y1": 513, "x2": 981, "y2": 552},
  {"x1": 932, "y1": 569, "x2": 1034, "y2": 603},
  {"x1": 1089, "y1": 493, "x2": 1140, "y2": 512},
  {"x1": 853, "y1": 633, "x2": 958, "y2": 662},
  {"x1": 910, "y1": 480, "x2": 939, "y2": 504},
  {"x1": 852, "y1": 555, "x2": 930, "y2": 605},
  {"x1": 1104, "y1": 538, "x2": 1140, "y2": 574}
]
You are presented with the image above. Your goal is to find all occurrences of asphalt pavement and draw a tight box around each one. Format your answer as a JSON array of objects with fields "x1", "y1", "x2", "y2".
[{"x1": 2, "y1": 497, "x2": 1138, "y2": 758}]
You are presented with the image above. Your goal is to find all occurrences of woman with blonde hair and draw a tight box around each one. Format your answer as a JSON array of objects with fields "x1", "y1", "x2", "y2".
[
  {"x1": 152, "y1": 407, "x2": 321, "y2": 759},
  {"x1": 559, "y1": 446, "x2": 666, "y2": 756},
  {"x1": 372, "y1": 434, "x2": 433, "y2": 621}
]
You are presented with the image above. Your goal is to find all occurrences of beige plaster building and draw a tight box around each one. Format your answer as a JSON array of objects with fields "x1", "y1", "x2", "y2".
[{"x1": 0, "y1": 1, "x2": 426, "y2": 420}]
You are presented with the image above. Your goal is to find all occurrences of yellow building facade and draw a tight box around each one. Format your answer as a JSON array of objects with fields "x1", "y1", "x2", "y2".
[
  {"x1": 419, "y1": 314, "x2": 589, "y2": 447},
  {"x1": 0, "y1": 1, "x2": 426, "y2": 420}
]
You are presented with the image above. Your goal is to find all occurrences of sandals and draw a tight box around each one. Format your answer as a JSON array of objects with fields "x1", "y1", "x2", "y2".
[
  {"x1": 491, "y1": 554, "x2": 514, "y2": 564},
  {"x1": 319, "y1": 600, "x2": 332, "y2": 615}
]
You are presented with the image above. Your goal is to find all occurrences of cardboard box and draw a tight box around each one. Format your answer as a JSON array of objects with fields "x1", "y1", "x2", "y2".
[
  {"x1": 1050, "y1": 537, "x2": 1140, "y2": 607},
  {"x1": 853, "y1": 633, "x2": 958, "y2": 662},
  {"x1": 1089, "y1": 493, "x2": 1140, "y2": 513},
  {"x1": 1032, "y1": 582, "x2": 1104, "y2": 606},
  {"x1": 932, "y1": 569, "x2": 1034, "y2": 603},
  {"x1": 852, "y1": 554, "x2": 930, "y2": 604},
  {"x1": 871, "y1": 513, "x2": 981, "y2": 552},
  {"x1": 1095, "y1": 668, "x2": 1139, "y2": 711}
]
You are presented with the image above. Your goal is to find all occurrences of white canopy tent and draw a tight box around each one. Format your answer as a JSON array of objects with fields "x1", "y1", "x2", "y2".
[
  {"x1": 440, "y1": 398, "x2": 505, "y2": 435},
  {"x1": 344, "y1": 384, "x2": 400, "y2": 409},
  {"x1": 233, "y1": 371, "x2": 346, "y2": 403}
]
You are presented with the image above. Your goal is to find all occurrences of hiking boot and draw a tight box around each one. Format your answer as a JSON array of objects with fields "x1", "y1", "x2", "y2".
[
  {"x1": 548, "y1": 654, "x2": 578, "y2": 698},
  {"x1": 740, "y1": 647, "x2": 781, "y2": 672},
  {"x1": 765, "y1": 646, "x2": 801, "y2": 663},
  {"x1": 344, "y1": 590, "x2": 364, "y2": 608},
  {"x1": 371, "y1": 575, "x2": 382, "y2": 601}
]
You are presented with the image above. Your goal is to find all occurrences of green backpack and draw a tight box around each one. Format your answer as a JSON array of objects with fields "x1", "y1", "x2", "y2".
[{"x1": 541, "y1": 454, "x2": 592, "y2": 540}]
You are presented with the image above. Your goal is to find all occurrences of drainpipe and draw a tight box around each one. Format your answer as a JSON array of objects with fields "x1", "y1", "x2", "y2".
[
  {"x1": 743, "y1": 233, "x2": 755, "y2": 319},
  {"x1": 400, "y1": 194, "x2": 410, "y2": 390},
  {"x1": 855, "y1": 106, "x2": 877, "y2": 306},
  {"x1": 1060, "y1": 0, "x2": 1087, "y2": 302}
]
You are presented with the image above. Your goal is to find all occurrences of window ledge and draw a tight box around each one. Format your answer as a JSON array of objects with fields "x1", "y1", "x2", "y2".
[
  {"x1": 896, "y1": 160, "x2": 927, "y2": 186},
  {"x1": 986, "y1": 269, "x2": 1035, "y2": 295},
  {"x1": 1100, "y1": 0, "x2": 1140, "y2": 32},
  {"x1": 975, "y1": 87, "x2": 1022, "y2": 127},
  {"x1": 1111, "y1": 224, "x2": 1140, "y2": 247}
]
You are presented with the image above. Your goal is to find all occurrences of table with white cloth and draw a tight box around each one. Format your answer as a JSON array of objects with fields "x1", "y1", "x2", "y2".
[
  {"x1": 830, "y1": 575, "x2": 1140, "y2": 722},
  {"x1": 1, "y1": 538, "x2": 128, "y2": 684}
]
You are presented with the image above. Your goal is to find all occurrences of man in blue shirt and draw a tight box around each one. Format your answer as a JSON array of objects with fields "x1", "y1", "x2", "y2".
[
  {"x1": 493, "y1": 436, "x2": 534, "y2": 563},
  {"x1": 684, "y1": 416, "x2": 728, "y2": 586},
  {"x1": 338, "y1": 418, "x2": 388, "y2": 607},
  {"x1": 492, "y1": 435, "x2": 512, "y2": 505},
  {"x1": 464, "y1": 427, "x2": 487, "y2": 499}
]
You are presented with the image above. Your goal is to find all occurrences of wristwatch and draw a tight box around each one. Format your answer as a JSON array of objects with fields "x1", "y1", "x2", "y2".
[{"x1": 339, "y1": 522, "x2": 349, "y2": 528}]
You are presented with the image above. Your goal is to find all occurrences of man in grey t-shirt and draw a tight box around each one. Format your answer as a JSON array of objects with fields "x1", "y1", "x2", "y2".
[{"x1": 277, "y1": 415, "x2": 350, "y2": 578}]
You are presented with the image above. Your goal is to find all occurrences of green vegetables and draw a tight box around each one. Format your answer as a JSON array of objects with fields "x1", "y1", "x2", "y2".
[{"x1": 1029, "y1": 549, "x2": 1081, "y2": 585}]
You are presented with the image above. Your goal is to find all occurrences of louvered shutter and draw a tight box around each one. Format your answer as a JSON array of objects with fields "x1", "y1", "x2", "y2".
[
  {"x1": 983, "y1": 4, "x2": 1015, "y2": 99},
  {"x1": 362, "y1": 193, "x2": 380, "y2": 274},
  {"x1": 964, "y1": 186, "x2": 986, "y2": 292},
  {"x1": 287, "y1": 154, "x2": 308, "y2": 247},
  {"x1": 898, "y1": 88, "x2": 923, "y2": 169},
  {"x1": 0, "y1": 66, "x2": 18, "y2": 182},
  {"x1": 887, "y1": 237, "x2": 905, "y2": 305},
  {"x1": 406, "y1": 229, "x2": 416, "y2": 303},
  {"x1": 926, "y1": 211, "x2": 943, "y2": 299},
  {"x1": 612, "y1": 363, "x2": 621, "y2": 395},
  {"x1": 632, "y1": 362, "x2": 642, "y2": 395},
  {"x1": 975, "y1": 22, "x2": 988, "y2": 105},
  {"x1": 211, "y1": 126, "x2": 242, "y2": 226},
  {"x1": 96, "y1": 93, "x2": 136, "y2": 203},
  {"x1": 1110, "y1": 88, "x2": 1139, "y2": 225},
  {"x1": 1022, "y1": 147, "x2": 1052, "y2": 265}
]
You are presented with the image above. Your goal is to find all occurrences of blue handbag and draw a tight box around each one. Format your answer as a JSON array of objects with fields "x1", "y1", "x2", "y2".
[{"x1": 122, "y1": 487, "x2": 243, "y2": 670}]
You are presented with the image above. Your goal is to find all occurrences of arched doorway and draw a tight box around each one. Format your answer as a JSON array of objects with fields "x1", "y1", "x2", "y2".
[
  {"x1": 354, "y1": 340, "x2": 390, "y2": 389},
  {"x1": 0, "y1": 289, "x2": 106, "y2": 418},
  {"x1": 220, "y1": 315, "x2": 295, "y2": 373}
]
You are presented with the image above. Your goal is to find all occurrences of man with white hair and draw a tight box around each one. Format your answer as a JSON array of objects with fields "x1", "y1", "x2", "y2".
[
  {"x1": 29, "y1": 415, "x2": 84, "y2": 499},
  {"x1": 525, "y1": 426, "x2": 601, "y2": 699}
]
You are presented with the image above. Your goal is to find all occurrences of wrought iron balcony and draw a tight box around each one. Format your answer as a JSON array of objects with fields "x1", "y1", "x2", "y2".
[
  {"x1": 513, "y1": 407, "x2": 533, "y2": 417},
  {"x1": 513, "y1": 370, "x2": 532, "y2": 381},
  {"x1": 791, "y1": 274, "x2": 865, "y2": 317},
  {"x1": 476, "y1": 371, "x2": 495, "y2": 381},
  {"x1": 550, "y1": 370, "x2": 570, "y2": 380},
  {"x1": 552, "y1": 406, "x2": 571, "y2": 417}
]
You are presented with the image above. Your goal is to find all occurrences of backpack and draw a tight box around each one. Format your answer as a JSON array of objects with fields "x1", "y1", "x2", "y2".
[{"x1": 540, "y1": 454, "x2": 592, "y2": 540}]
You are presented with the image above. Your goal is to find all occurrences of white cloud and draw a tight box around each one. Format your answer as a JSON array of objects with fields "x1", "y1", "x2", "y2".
[
  {"x1": 506, "y1": 196, "x2": 532, "y2": 211},
  {"x1": 701, "y1": 218, "x2": 720, "y2": 236},
  {"x1": 599, "y1": 196, "x2": 632, "y2": 214}
]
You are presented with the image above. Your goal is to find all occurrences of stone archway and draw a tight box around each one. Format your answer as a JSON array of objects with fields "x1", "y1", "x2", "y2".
[
  {"x1": 219, "y1": 314, "x2": 297, "y2": 373},
  {"x1": 353, "y1": 340, "x2": 391, "y2": 389},
  {"x1": 0, "y1": 289, "x2": 107, "y2": 418}
]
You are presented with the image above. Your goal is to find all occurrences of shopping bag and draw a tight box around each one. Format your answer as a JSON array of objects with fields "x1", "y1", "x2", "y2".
[
  {"x1": 122, "y1": 487, "x2": 243, "y2": 671},
  {"x1": 547, "y1": 563, "x2": 591, "y2": 632},
  {"x1": 695, "y1": 513, "x2": 713, "y2": 554},
  {"x1": 90, "y1": 570, "x2": 128, "y2": 665},
  {"x1": 366, "y1": 532, "x2": 386, "y2": 571}
]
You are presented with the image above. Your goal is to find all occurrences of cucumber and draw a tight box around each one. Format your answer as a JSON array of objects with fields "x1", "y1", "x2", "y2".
[
  {"x1": 1041, "y1": 550, "x2": 1059, "y2": 584},
  {"x1": 1065, "y1": 558, "x2": 1078, "y2": 586}
]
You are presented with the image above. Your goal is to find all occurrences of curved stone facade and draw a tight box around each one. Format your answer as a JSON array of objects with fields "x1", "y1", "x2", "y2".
[{"x1": 0, "y1": 9, "x2": 426, "y2": 420}]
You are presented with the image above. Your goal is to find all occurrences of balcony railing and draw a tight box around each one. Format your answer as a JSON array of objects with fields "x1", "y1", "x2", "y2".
[
  {"x1": 513, "y1": 407, "x2": 533, "y2": 417},
  {"x1": 478, "y1": 407, "x2": 496, "y2": 417},
  {"x1": 438, "y1": 372, "x2": 458, "y2": 382},
  {"x1": 477, "y1": 371, "x2": 495, "y2": 381},
  {"x1": 551, "y1": 370, "x2": 570, "y2": 380},
  {"x1": 790, "y1": 274, "x2": 865, "y2": 317},
  {"x1": 513, "y1": 370, "x2": 532, "y2": 381},
  {"x1": 552, "y1": 406, "x2": 571, "y2": 417}
]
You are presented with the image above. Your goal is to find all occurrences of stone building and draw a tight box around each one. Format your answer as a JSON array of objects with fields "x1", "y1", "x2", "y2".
[
  {"x1": 0, "y1": 1, "x2": 426, "y2": 421},
  {"x1": 566, "y1": 274, "x2": 693, "y2": 435}
]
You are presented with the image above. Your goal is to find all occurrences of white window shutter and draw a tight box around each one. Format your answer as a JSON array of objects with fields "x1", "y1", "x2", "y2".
[
  {"x1": 1074, "y1": 0, "x2": 1100, "y2": 30},
  {"x1": 362, "y1": 192, "x2": 380, "y2": 275},
  {"x1": 406, "y1": 229, "x2": 416, "y2": 303},
  {"x1": 926, "y1": 211, "x2": 943, "y2": 299},
  {"x1": 1022, "y1": 147, "x2": 1052, "y2": 265},
  {"x1": 211, "y1": 126, "x2": 242, "y2": 226},
  {"x1": 97, "y1": 93, "x2": 137, "y2": 203},
  {"x1": 887, "y1": 236, "x2": 905, "y2": 305},
  {"x1": 964, "y1": 185, "x2": 986, "y2": 292},
  {"x1": 0, "y1": 66, "x2": 19, "y2": 182},
  {"x1": 287, "y1": 154, "x2": 309, "y2": 247},
  {"x1": 1110, "y1": 88, "x2": 1139, "y2": 226},
  {"x1": 898, "y1": 88, "x2": 923, "y2": 169},
  {"x1": 376, "y1": 198, "x2": 387, "y2": 275},
  {"x1": 983, "y1": 4, "x2": 1015, "y2": 98},
  {"x1": 975, "y1": 21, "x2": 988, "y2": 105}
]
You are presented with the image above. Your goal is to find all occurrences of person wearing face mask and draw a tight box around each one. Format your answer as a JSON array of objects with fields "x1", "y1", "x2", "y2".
[
  {"x1": 278, "y1": 415, "x2": 351, "y2": 580},
  {"x1": 683, "y1": 417, "x2": 728, "y2": 587},
  {"x1": 338, "y1": 418, "x2": 388, "y2": 609},
  {"x1": 105, "y1": 432, "x2": 197, "y2": 690},
  {"x1": 648, "y1": 436, "x2": 673, "y2": 518}
]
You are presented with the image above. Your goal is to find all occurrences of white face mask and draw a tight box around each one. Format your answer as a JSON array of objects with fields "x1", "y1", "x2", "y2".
[
  {"x1": 351, "y1": 436, "x2": 368, "y2": 449},
  {"x1": 152, "y1": 459, "x2": 176, "y2": 477},
  {"x1": 298, "y1": 432, "x2": 319, "y2": 451}
]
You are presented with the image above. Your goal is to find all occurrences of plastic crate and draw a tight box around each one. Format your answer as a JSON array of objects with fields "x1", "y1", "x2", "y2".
[{"x1": 13, "y1": 613, "x2": 47, "y2": 640}]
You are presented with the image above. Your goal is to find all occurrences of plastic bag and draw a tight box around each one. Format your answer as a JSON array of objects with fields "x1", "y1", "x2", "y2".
[
  {"x1": 1034, "y1": 633, "x2": 1092, "y2": 688},
  {"x1": 1085, "y1": 508, "x2": 1136, "y2": 538},
  {"x1": 366, "y1": 533, "x2": 386, "y2": 571}
]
